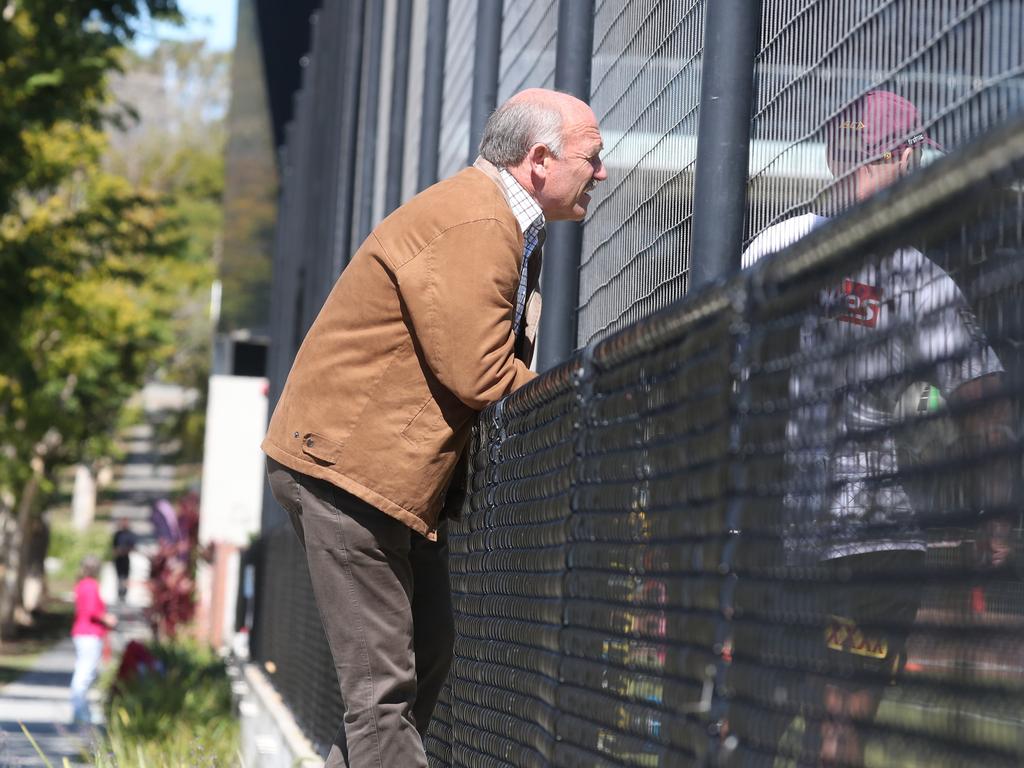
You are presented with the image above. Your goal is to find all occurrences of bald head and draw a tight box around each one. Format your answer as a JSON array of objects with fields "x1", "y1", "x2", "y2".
[{"x1": 505, "y1": 87, "x2": 594, "y2": 121}]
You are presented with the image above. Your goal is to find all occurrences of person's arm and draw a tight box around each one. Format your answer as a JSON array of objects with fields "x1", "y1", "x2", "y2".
[
  {"x1": 394, "y1": 219, "x2": 537, "y2": 410},
  {"x1": 912, "y1": 257, "x2": 1016, "y2": 567}
]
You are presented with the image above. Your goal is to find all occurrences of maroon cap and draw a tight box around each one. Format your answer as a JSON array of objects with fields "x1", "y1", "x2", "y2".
[{"x1": 826, "y1": 90, "x2": 940, "y2": 166}]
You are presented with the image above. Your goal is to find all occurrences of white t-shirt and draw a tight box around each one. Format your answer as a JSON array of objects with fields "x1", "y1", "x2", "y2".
[
  {"x1": 742, "y1": 217, "x2": 1002, "y2": 561},
  {"x1": 741, "y1": 213, "x2": 826, "y2": 269}
]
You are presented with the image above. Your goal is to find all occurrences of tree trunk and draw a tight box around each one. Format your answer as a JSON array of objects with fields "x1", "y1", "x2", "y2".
[
  {"x1": 20, "y1": 512, "x2": 50, "y2": 616},
  {"x1": 0, "y1": 471, "x2": 40, "y2": 639},
  {"x1": 71, "y1": 464, "x2": 97, "y2": 531}
]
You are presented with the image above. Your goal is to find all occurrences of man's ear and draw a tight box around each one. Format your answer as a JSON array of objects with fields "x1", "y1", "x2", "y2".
[
  {"x1": 528, "y1": 143, "x2": 550, "y2": 179},
  {"x1": 897, "y1": 146, "x2": 915, "y2": 173}
]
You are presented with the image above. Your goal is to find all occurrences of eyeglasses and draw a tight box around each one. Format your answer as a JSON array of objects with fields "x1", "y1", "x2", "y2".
[{"x1": 827, "y1": 132, "x2": 927, "y2": 169}]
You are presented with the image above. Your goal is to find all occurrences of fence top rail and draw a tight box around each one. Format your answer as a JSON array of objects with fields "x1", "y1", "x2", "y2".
[{"x1": 492, "y1": 354, "x2": 582, "y2": 422}]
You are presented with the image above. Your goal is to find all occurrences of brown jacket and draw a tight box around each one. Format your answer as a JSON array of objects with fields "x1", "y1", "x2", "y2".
[{"x1": 262, "y1": 159, "x2": 540, "y2": 538}]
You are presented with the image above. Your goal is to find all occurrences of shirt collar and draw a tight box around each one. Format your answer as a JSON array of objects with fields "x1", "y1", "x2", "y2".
[{"x1": 497, "y1": 168, "x2": 545, "y2": 235}]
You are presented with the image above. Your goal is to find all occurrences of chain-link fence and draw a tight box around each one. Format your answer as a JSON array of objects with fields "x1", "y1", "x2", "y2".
[
  {"x1": 248, "y1": 525, "x2": 344, "y2": 747},
  {"x1": 425, "y1": 117, "x2": 1024, "y2": 765},
  {"x1": 576, "y1": 0, "x2": 706, "y2": 343},
  {"x1": 253, "y1": 0, "x2": 1024, "y2": 762},
  {"x1": 498, "y1": 0, "x2": 558, "y2": 102},
  {"x1": 746, "y1": 0, "x2": 1024, "y2": 262}
]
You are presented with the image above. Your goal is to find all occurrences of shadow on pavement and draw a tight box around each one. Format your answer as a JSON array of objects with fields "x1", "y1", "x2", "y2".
[{"x1": 0, "y1": 670, "x2": 70, "y2": 689}]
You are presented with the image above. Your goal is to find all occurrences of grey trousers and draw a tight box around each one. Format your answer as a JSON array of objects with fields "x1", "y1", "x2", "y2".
[{"x1": 267, "y1": 458, "x2": 454, "y2": 768}]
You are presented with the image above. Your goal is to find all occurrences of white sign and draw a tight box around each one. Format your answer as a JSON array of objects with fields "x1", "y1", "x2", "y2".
[{"x1": 198, "y1": 375, "x2": 269, "y2": 546}]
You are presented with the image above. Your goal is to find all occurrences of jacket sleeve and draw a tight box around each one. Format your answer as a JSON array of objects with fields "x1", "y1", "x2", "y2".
[{"x1": 393, "y1": 218, "x2": 537, "y2": 410}]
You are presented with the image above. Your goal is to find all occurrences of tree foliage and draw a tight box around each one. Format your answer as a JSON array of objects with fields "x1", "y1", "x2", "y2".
[
  {"x1": 1, "y1": 124, "x2": 208, "y2": 484},
  {"x1": 0, "y1": 1, "x2": 231, "y2": 636},
  {"x1": 0, "y1": 0, "x2": 182, "y2": 209}
]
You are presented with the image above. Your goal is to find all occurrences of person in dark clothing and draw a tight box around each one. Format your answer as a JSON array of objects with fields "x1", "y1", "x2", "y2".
[{"x1": 111, "y1": 518, "x2": 136, "y2": 602}]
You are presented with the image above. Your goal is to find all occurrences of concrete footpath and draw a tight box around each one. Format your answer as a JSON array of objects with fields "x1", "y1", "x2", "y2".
[
  {"x1": 0, "y1": 637, "x2": 93, "y2": 766},
  {"x1": 0, "y1": 570, "x2": 152, "y2": 767}
]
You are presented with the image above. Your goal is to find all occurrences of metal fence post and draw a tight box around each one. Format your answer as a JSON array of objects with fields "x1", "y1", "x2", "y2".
[
  {"x1": 688, "y1": 0, "x2": 760, "y2": 290},
  {"x1": 468, "y1": 0, "x2": 503, "y2": 163},
  {"x1": 385, "y1": 0, "x2": 414, "y2": 214},
  {"x1": 537, "y1": 0, "x2": 595, "y2": 371},
  {"x1": 418, "y1": 0, "x2": 448, "y2": 190}
]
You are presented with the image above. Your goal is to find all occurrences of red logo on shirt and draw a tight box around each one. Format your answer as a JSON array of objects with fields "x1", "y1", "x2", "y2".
[{"x1": 836, "y1": 279, "x2": 882, "y2": 327}]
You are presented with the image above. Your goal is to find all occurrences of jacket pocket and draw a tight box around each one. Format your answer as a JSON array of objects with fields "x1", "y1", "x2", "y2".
[
  {"x1": 401, "y1": 397, "x2": 468, "y2": 445},
  {"x1": 300, "y1": 432, "x2": 345, "y2": 465}
]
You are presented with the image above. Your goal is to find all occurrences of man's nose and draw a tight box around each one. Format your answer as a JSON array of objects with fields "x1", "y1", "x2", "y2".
[{"x1": 594, "y1": 159, "x2": 608, "y2": 182}]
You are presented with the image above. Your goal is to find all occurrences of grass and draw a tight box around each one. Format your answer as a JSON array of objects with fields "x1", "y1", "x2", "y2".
[{"x1": 93, "y1": 639, "x2": 240, "y2": 767}]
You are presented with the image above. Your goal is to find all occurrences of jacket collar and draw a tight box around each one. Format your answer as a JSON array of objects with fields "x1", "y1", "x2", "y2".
[
  {"x1": 473, "y1": 156, "x2": 546, "y2": 235},
  {"x1": 472, "y1": 155, "x2": 505, "y2": 187},
  {"x1": 473, "y1": 156, "x2": 524, "y2": 213}
]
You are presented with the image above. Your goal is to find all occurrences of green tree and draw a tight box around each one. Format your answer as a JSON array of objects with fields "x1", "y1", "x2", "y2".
[
  {"x1": 0, "y1": 0, "x2": 182, "y2": 210},
  {"x1": 0, "y1": 123, "x2": 214, "y2": 634},
  {"x1": 105, "y1": 39, "x2": 229, "y2": 457},
  {"x1": 0, "y1": 1, "x2": 230, "y2": 637}
]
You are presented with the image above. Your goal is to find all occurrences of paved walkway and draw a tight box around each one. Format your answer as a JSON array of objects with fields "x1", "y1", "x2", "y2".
[
  {"x1": 0, "y1": 383, "x2": 185, "y2": 766},
  {"x1": 0, "y1": 638, "x2": 93, "y2": 766},
  {"x1": 0, "y1": 575, "x2": 153, "y2": 767}
]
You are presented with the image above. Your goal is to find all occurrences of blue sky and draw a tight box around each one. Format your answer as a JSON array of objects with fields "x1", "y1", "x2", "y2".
[{"x1": 134, "y1": 0, "x2": 238, "y2": 54}]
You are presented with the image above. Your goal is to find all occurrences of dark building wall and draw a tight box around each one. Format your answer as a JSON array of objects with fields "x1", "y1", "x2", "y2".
[
  {"x1": 219, "y1": 0, "x2": 322, "y2": 336},
  {"x1": 254, "y1": 0, "x2": 323, "y2": 154}
]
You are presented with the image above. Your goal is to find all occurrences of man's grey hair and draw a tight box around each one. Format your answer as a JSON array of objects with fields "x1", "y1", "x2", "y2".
[{"x1": 478, "y1": 100, "x2": 565, "y2": 167}]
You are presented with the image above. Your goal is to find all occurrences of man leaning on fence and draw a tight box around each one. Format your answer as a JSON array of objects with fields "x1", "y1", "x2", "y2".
[
  {"x1": 735, "y1": 91, "x2": 1014, "y2": 765},
  {"x1": 262, "y1": 88, "x2": 606, "y2": 767}
]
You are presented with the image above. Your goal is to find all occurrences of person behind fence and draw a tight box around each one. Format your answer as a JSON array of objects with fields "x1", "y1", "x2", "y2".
[
  {"x1": 733, "y1": 90, "x2": 1013, "y2": 765},
  {"x1": 70, "y1": 553, "x2": 117, "y2": 726},
  {"x1": 262, "y1": 88, "x2": 606, "y2": 767}
]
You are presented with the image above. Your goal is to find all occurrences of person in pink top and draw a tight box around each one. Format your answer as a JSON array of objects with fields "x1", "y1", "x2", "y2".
[{"x1": 70, "y1": 554, "x2": 117, "y2": 726}]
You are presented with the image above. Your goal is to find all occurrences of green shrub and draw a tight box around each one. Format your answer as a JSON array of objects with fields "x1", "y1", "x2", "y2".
[
  {"x1": 48, "y1": 517, "x2": 111, "y2": 593},
  {"x1": 95, "y1": 640, "x2": 239, "y2": 767}
]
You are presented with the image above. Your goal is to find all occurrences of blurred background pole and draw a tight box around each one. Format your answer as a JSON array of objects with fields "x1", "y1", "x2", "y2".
[
  {"x1": 688, "y1": 0, "x2": 760, "y2": 290},
  {"x1": 418, "y1": 0, "x2": 448, "y2": 190},
  {"x1": 332, "y1": 0, "x2": 366, "y2": 274},
  {"x1": 537, "y1": 0, "x2": 595, "y2": 370},
  {"x1": 353, "y1": 0, "x2": 386, "y2": 247},
  {"x1": 468, "y1": 0, "x2": 503, "y2": 162},
  {"x1": 385, "y1": 0, "x2": 413, "y2": 214}
]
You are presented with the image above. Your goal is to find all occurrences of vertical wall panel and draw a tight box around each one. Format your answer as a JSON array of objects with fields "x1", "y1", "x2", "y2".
[
  {"x1": 402, "y1": 0, "x2": 430, "y2": 201},
  {"x1": 373, "y1": 0, "x2": 398, "y2": 224},
  {"x1": 438, "y1": 0, "x2": 478, "y2": 179}
]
